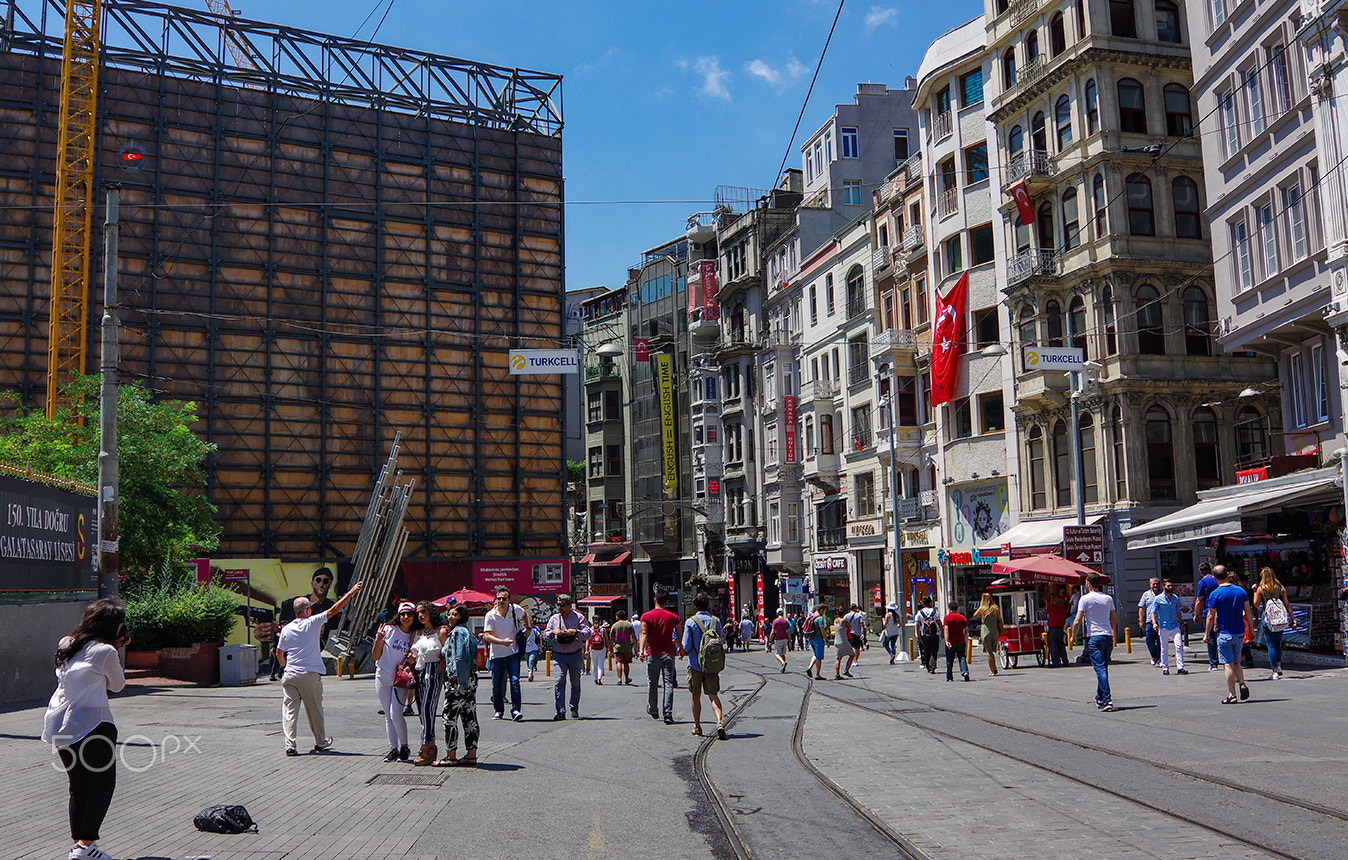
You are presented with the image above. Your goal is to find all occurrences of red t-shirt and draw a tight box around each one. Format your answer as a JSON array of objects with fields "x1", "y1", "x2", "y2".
[
  {"x1": 642, "y1": 607, "x2": 680, "y2": 655},
  {"x1": 943, "y1": 612, "x2": 968, "y2": 645},
  {"x1": 771, "y1": 617, "x2": 790, "y2": 641},
  {"x1": 1045, "y1": 596, "x2": 1068, "y2": 627}
]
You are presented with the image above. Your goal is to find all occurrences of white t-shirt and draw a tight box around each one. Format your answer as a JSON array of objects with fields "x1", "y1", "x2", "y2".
[
  {"x1": 884, "y1": 611, "x2": 901, "y2": 635},
  {"x1": 1077, "y1": 591, "x2": 1115, "y2": 638},
  {"x1": 373, "y1": 623, "x2": 410, "y2": 677},
  {"x1": 483, "y1": 605, "x2": 525, "y2": 659},
  {"x1": 739, "y1": 619, "x2": 754, "y2": 639},
  {"x1": 844, "y1": 611, "x2": 866, "y2": 637},
  {"x1": 411, "y1": 631, "x2": 442, "y2": 670},
  {"x1": 42, "y1": 639, "x2": 125, "y2": 746},
  {"x1": 277, "y1": 611, "x2": 331, "y2": 674}
]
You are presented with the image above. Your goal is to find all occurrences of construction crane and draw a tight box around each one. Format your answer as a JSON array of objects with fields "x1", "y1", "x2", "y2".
[
  {"x1": 204, "y1": 0, "x2": 256, "y2": 70},
  {"x1": 45, "y1": 0, "x2": 101, "y2": 417}
]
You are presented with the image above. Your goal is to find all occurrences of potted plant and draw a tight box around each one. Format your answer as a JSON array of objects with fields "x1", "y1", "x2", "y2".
[{"x1": 125, "y1": 566, "x2": 240, "y2": 684}]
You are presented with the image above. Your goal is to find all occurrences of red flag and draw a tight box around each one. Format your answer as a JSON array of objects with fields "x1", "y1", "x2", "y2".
[
  {"x1": 931, "y1": 272, "x2": 968, "y2": 407},
  {"x1": 1009, "y1": 179, "x2": 1035, "y2": 227}
]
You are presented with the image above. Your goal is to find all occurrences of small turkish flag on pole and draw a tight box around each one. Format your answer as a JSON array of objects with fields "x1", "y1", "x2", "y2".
[{"x1": 1009, "y1": 179, "x2": 1035, "y2": 227}]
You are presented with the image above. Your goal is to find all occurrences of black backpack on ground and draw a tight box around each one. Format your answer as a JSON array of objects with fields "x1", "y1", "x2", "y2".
[{"x1": 194, "y1": 804, "x2": 258, "y2": 834}]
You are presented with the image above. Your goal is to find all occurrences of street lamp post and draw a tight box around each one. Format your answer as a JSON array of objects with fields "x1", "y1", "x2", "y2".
[
  {"x1": 877, "y1": 379, "x2": 905, "y2": 655},
  {"x1": 1069, "y1": 362, "x2": 1102, "y2": 526}
]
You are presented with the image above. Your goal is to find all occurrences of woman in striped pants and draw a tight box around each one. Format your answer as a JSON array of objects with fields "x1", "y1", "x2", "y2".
[{"x1": 409, "y1": 602, "x2": 446, "y2": 766}]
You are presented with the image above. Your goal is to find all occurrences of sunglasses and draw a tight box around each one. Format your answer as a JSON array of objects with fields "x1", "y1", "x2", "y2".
[
  {"x1": 398, "y1": 611, "x2": 414, "y2": 617},
  {"x1": 314, "y1": 578, "x2": 332, "y2": 585}
]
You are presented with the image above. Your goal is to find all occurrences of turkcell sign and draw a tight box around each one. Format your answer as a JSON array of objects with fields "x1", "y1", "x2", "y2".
[
  {"x1": 1022, "y1": 346, "x2": 1084, "y2": 371},
  {"x1": 508, "y1": 350, "x2": 579, "y2": 375}
]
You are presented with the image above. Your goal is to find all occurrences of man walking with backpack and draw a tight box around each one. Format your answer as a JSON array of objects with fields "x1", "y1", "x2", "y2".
[
  {"x1": 682, "y1": 591, "x2": 727, "y2": 739},
  {"x1": 610, "y1": 610, "x2": 636, "y2": 685},
  {"x1": 914, "y1": 597, "x2": 941, "y2": 674}
]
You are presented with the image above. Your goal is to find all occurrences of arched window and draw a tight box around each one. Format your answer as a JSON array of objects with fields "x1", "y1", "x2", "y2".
[
  {"x1": 1003, "y1": 48, "x2": 1018, "y2": 87},
  {"x1": 1085, "y1": 79, "x2": 1099, "y2": 133},
  {"x1": 1102, "y1": 283, "x2": 1118, "y2": 354},
  {"x1": 1028, "y1": 426, "x2": 1047, "y2": 509},
  {"x1": 1111, "y1": 406, "x2": 1127, "y2": 499},
  {"x1": 1093, "y1": 173, "x2": 1107, "y2": 237},
  {"x1": 1156, "y1": 0, "x2": 1182, "y2": 42},
  {"x1": 1009, "y1": 124, "x2": 1024, "y2": 158},
  {"x1": 1126, "y1": 173, "x2": 1155, "y2": 235},
  {"x1": 1118, "y1": 79, "x2": 1147, "y2": 133},
  {"x1": 1164, "y1": 83, "x2": 1192, "y2": 136},
  {"x1": 1019, "y1": 305, "x2": 1037, "y2": 370},
  {"x1": 1111, "y1": 0, "x2": 1137, "y2": 37},
  {"x1": 1027, "y1": 29, "x2": 1040, "y2": 63},
  {"x1": 1055, "y1": 94, "x2": 1073, "y2": 150},
  {"x1": 1053, "y1": 420, "x2": 1072, "y2": 506},
  {"x1": 1068, "y1": 295, "x2": 1087, "y2": 351},
  {"x1": 1080, "y1": 413, "x2": 1099, "y2": 503},
  {"x1": 1038, "y1": 202, "x2": 1056, "y2": 252},
  {"x1": 1137, "y1": 285, "x2": 1165, "y2": 354},
  {"x1": 845, "y1": 264, "x2": 865, "y2": 318},
  {"x1": 1046, "y1": 299, "x2": 1064, "y2": 347},
  {"x1": 1063, "y1": 188, "x2": 1080, "y2": 249},
  {"x1": 1146, "y1": 405, "x2": 1176, "y2": 500},
  {"x1": 1032, "y1": 111, "x2": 1048, "y2": 152},
  {"x1": 1173, "y1": 176, "x2": 1202, "y2": 239},
  {"x1": 820, "y1": 413, "x2": 835, "y2": 454},
  {"x1": 1183, "y1": 286, "x2": 1212, "y2": 356},
  {"x1": 996, "y1": 0, "x2": 1009, "y2": 13},
  {"x1": 1014, "y1": 213, "x2": 1031, "y2": 253},
  {"x1": 1050, "y1": 12, "x2": 1067, "y2": 55},
  {"x1": 1236, "y1": 406, "x2": 1268, "y2": 465},
  {"x1": 1193, "y1": 407, "x2": 1221, "y2": 490},
  {"x1": 1076, "y1": 0, "x2": 1087, "y2": 36}
]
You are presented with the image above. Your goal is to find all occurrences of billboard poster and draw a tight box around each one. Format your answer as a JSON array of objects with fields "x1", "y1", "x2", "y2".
[
  {"x1": 508, "y1": 349, "x2": 579, "y2": 375},
  {"x1": 947, "y1": 480, "x2": 1010, "y2": 549},
  {"x1": 657, "y1": 353, "x2": 678, "y2": 490},
  {"x1": 473, "y1": 559, "x2": 570, "y2": 595},
  {"x1": 0, "y1": 474, "x2": 95, "y2": 591},
  {"x1": 700, "y1": 260, "x2": 719, "y2": 321},
  {"x1": 783, "y1": 395, "x2": 798, "y2": 462}
]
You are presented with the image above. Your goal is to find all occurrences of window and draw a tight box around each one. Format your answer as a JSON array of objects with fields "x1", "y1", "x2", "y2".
[
  {"x1": 1232, "y1": 218, "x2": 1254, "y2": 289},
  {"x1": 1193, "y1": 407, "x2": 1221, "y2": 490},
  {"x1": 971, "y1": 224, "x2": 995, "y2": 265},
  {"x1": 1126, "y1": 174, "x2": 1154, "y2": 236},
  {"x1": 1137, "y1": 285, "x2": 1165, "y2": 354},
  {"x1": 1003, "y1": 48, "x2": 1017, "y2": 87},
  {"x1": 1015, "y1": 213, "x2": 1031, "y2": 253},
  {"x1": 1290, "y1": 351, "x2": 1306, "y2": 427},
  {"x1": 961, "y1": 69, "x2": 984, "y2": 106},
  {"x1": 1028, "y1": 426, "x2": 1047, "y2": 508},
  {"x1": 606, "y1": 444, "x2": 622, "y2": 475},
  {"x1": 588, "y1": 446, "x2": 603, "y2": 478},
  {"x1": 1093, "y1": 173, "x2": 1107, "y2": 237},
  {"x1": 1102, "y1": 284, "x2": 1118, "y2": 355},
  {"x1": 979, "y1": 392, "x2": 1006, "y2": 433},
  {"x1": 1077, "y1": 0, "x2": 1087, "y2": 36},
  {"x1": 605, "y1": 389, "x2": 621, "y2": 419},
  {"x1": 1038, "y1": 202, "x2": 1056, "y2": 251},
  {"x1": 944, "y1": 235, "x2": 963, "y2": 275},
  {"x1": 1112, "y1": 407, "x2": 1127, "y2": 499},
  {"x1": 1210, "y1": 0, "x2": 1226, "y2": 27},
  {"x1": 1018, "y1": 306, "x2": 1037, "y2": 351},
  {"x1": 1050, "y1": 13, "x2": 1067, "y2": 55},
  {"x1": 1156, "y1": 0, "x2": 1182, "y2": 42},
  {"x1": 809, "y1": 284, "x2": 818, "y2": 323},
  {"x1": 1032, "y1": 111, "x2": 1048, "y2": 152},
  {"x1": 1055, "y1": 94, "x2": 1073, "y2": 150},
  {"x1": 825, "y1": 131, "x2": 834, "y2": 163},
  {"x1": 820, "y1": 414, "x2": 835, "y2": 454},
  {"x1": 1286, "y1": 184, "x2": 1308, "y2": 260},
  {"x1": 1046, "y1": 300, "x2": 1064, "y2": 347},
  {"x1": 897, "y1": 376, "x2": 919, "y2": 425},
  {"x1": 1118, "y1": 79, "x2": 1147, "y2": 133},
  {"x1": 839, "y1": 126, "x2": 858, "y2": 159},
  {"x1": 814, "y1": 140, "x2": 823, "y2": 175},
  {"x1": 855, "y1": 472, "x2": 876, "y2": 517},
  {"x1": 965, "y1": 143, "x2": 989, "y2": 183},
  {"x1": 587, "y1": 391, "x2": 602, "y2": 423},
  {"x1": 894, "y1": 128, "x2": 910, "y2": 160},
  {"x1": 1027, "y1": 30, "x2": 1040, "y2": 63},
  {"x1": 1244, "y1": 69, "x2": 1264, "y2": 136},
  {"x1": 1219, "y1": 89, "x2": 1239, "y2": 157},
  {"x1": 1008, "y1": 125, "x2": 1024, "y2": 158},
  {"x1": 804, "y1": 417, "x2": 815, "y2": 455},
  {"x1": 1085, "y1": 79, "x2": 1099, "y2": 133},
  {"x1": 769, "y1": 502, "x2": 780, "y2": 543},
  {"x1": 1164, "y1": 84, "x2": 1192, "y2": 136},
  {"x1": 1063, "y1": 188, "x2": 1081, "y2": 249},
  {"x1": 1269, "y1": 44, "x2": 1292, "y2": 114},
  {"x1": 1068, "y1": 296, "x2": 1087, "y2": 351},
  {"x1": 805, "y1": 148, "x2": 814, "y2": 182},
  {"x1": 787, "y1": 502, "x2": 799, "y2": 542},
  {"x1": 843, "y1": 179, "x2": 862, "y2": 206},
  {"x1": 851, "y1": 403, "x2": 872, "y2": 449},
  {"x1": 825, "y1": 273, "x2": 835, "y2": 315},
  {"x1": 1173, "y1": 177, "x2": 1202, "y2": 239},
  {"x1": 846, "y1": 265, "x2": 866, "y2": 319},
  {"x1": 1053, "y1": 420, "x2": 1072, "y2": 506},
  {"x1": 1257, "y1": 202, "x2": 1279, "y2": 279},
  {"x1": 975, "y1": 307, "x2": 999, "y2": 347},
  {"x1": 935, "y1": 86, "x2": 953, "y2": 116},
  {"x1": 1146, "y1": 406, "x2": 1176, "y2": 500},
  {"x1": 1111, "y1": 0, "x2": 1137, "y2": 36},
  {"x1": 1183, "y1": 287, "x2": 1211, "y2": 356},
  {"x1": 1313, "y1": 343, "x2": 1330, "y2": 421},
  {"x1": 921, "y1": 370, "x2": 932, "y2": 423},
  {"x1": 952, "y1": 398, "x2": 973, "y2": 439},
  {"x1": 1076, "y1": 413, "x2": 1099, "y2": 504}
]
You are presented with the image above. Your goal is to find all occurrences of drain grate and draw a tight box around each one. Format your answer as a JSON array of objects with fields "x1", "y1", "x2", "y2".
[{"x1": 367, "y1": 772, "x2": 445, "y2": 787}]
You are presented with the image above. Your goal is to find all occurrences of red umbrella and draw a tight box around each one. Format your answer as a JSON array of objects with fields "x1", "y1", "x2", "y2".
[
  {"x1": 990, "y1": 553, "x2": 1109, "y2": 586},
  {"x1": 432, "y1": 588, "x2": 495, "y2": 607}
]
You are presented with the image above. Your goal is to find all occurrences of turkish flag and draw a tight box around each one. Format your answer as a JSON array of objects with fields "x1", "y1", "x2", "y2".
[
  {"x1": 931, "y1": 272, "x2": 968, "y2": 407},
  {"x1": 1009, "y1": 179, "x2": 1035, "y2": 227}
]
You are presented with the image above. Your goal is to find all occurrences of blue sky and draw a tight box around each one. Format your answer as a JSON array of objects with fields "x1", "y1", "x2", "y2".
[{"x1": 279, "y1": 0, "x2": 984, "y2": 294}]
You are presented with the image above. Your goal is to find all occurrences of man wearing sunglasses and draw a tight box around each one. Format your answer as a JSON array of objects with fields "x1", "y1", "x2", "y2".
[{"x1": 273, "y1": 568, "x2": 341, "y2": 680}]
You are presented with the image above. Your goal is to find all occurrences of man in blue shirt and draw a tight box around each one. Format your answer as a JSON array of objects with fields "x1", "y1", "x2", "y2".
[
  {"x1": 1137, "y1": 578, "x2": 1162, "y2": 665},
  {"x1": 1193, "y1": 562, "x2": 1220, "y2": 670},
  {"x1": 1148, "y1": 579, "x2": 1187, "y2": 675},
  {"x1": 1204, "y1": 565, "x2": 1255, "y2": 703},
  {"x1": 681, "y1": 591, "x2": 726, "y2": 740}
]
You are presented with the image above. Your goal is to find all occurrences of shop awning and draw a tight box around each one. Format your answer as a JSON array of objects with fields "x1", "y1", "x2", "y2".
[
  {"x1": 991, "y1": 553, "x2": 1109, "y2": 586},
  {"x1": 578, "y1": 554, "x2": 596, "y2": 564},
  {"x1": 1120, "y1": 468, "x2": 1340, "y2": 550},
  {"x1": 590, "y1": 552, "x2": 631, "y2": 567},
  {"x1": 577, "y1": 594, "x2": 624, "y2": 606},
  {"x1": 983, "y1": 514, "x2": 1106, "y2": 553}
]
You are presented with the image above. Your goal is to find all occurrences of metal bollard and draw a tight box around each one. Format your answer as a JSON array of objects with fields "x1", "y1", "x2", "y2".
[
  {"x1": 908, "y1": 637, "x2": 917, "y2": 660},
  {"x1": 545, "y1": 650, "x2": 552, "y2": 677},
  {"x1": 608, "y1": 652, "x2": 613, "y2": 672},
  {"x1": 965, "y1": 640, "x2": 973, "y2": 663},
  {"x1": 1124, "y1": 627, "x2": 1132, "y2": 654}
]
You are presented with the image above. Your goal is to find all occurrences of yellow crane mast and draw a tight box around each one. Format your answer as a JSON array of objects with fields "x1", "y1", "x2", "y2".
[{"x1": 46, "y1": 0, "x2": 102, "y2": 417}]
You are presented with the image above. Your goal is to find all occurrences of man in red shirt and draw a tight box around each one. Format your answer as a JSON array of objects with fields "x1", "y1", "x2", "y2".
[
  {"x1": 770, "y1": 608, "x2": 791, "y2": 674},
  {"x1": 638, "y1": 587, "x2": 684, "y2": 724},
  {"x1": 943, "y1": 600, "x2": 970, "y2": 682},
  {"x1": 1045, "y1": 585, "x2": 1069, "y2": 667}
]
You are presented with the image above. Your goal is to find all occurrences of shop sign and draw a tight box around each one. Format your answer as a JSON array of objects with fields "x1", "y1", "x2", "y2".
[
  {"x1": 780, "y1": 577, "x2": 806, "y2": 595},
  {"x1": 902, "y1": 528, "x2": 930, "y2": 545},
  {"x1": 937, "y1": 547, "x2": 1002, "y2": 566},
  {"x1": 657, "y1": 354, "x2": 678, "y2": 490},
  {"x1": 508, "y1": 349, "x2": 579, "y2": 375},
  {"x1": 847, "y1": 518, "x2": 883, "y2": 541},
  {"x1": 634, "y1": 339, "x2": 650, "y2": 362},
  {"x1": 732, "y1": 553, "x2": 760, "y2": 575},
  {"x1": 756, "y1": 572, "x2": 764, "y2": 617},
  {"x1": 812, "y1": 555, "x2": 849, "y2": 572},
  {"x1": 783, "y1": 395, "x2": 798, "y2": 463},
  {"x1": 1063, "y1": 524, "x2": 1105, "y2": 566},
  {"x1": 728, "y1": 574, "x2": 736, "y2": 611},
  {"x1": 1022, "y1": 346, "x2": 1084, "y2": 371},
  {"x1": 872, "y1": 586, "x2": 882, "y2": 610},
  {"x1": 1237, "y1": 467, "x2": 1269, "y2": 484}
]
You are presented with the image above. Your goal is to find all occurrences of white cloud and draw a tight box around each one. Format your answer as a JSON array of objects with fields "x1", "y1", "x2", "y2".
[
  {"x1": 865, "y1": 6, "x2": 899, "y2": 29},
  {"x1": 745, "y1": 59, "x2": 781, "y2": 85},
  {"x1": 680, "y1": 56, "x2": 731, "y2": 100},
  {"x1": 786, "y1": 58, "x2": 809, "y2": 79}
]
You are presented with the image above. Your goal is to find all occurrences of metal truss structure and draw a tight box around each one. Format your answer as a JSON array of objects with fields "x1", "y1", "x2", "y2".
[{"x1": 0, "y1": 0, "x2": 567, "y2": 562}]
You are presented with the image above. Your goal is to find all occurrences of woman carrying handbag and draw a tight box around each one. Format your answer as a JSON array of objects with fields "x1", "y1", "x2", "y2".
[{"x1": 373, "y1": 601, "x2": 420, "y2": 762}]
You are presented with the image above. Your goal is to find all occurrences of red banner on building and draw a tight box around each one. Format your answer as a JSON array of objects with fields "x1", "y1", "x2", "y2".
[
  {"x1": 728, "y1": 574, "x2": 736, "y2": 617},
  {"x1": 931, "y1": 272, "x2": 968, "y2": 407},
  {"x1": 687, "y1": 266, "x2": 701, "y2": 320},
  {"x1": 1009, "y1": 179, "x2": 1035, "y2": 226},
  {"x1": 756, "y1": 572, "x2": 764, "y2": 619},
  {"x1": 783, "y1": 395, "x2": 798, "y2": 462},
  {"x1": 634, "y1": 338, "x2": 649, "y2": 362},
  {"x1": 700, "y1": 260, "x2": 719, "y2": 321}
]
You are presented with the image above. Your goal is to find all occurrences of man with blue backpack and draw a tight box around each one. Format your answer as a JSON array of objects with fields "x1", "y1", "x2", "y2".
[{"x1": 682, "y1": 591, "x2": 727, "y2": 740}]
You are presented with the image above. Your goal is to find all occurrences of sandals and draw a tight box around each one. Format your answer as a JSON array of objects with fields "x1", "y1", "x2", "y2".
[
  {"x1": 691, "y1": 726, "x2": 703, "y2": 736},
  {"x1": 1239, "y1": 684, "x2": 1250, "y2": 701},
  {"x1": 433, "y1": 756, "x2": 457, "y2": 767},
  {"x1": 1221, "y1": 695, "x2": 1239, "y2": 704}
]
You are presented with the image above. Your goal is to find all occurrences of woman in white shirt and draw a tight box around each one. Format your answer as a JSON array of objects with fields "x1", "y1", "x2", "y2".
[
  {"x1": 409, "y1": 601, "x2": 446, "y2": 766},
  {"x1": 372, "y1": 601, "x2": 419, "y2": 762},
  {"x1": 42, "y1": 598, "x2": 130, "y2": 860}
]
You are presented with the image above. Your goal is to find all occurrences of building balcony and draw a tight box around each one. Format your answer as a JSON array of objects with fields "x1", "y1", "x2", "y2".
[
  {"x1": 721, "y1": 395, "x2": 744, "y2": 418},
  {"x1": 870, "y1": 328, "x2": 918, "y2": 360},
  {"x1": 876, "y1": 424, "x2": 924, "y2": 455},
  {"x1": 689, "y1": 310, "x2": 720, "y2": 337},
  {"x1": 904, "y1": 153, "x2": 923, "y2": 182},
  {"x1": 936, "y1": 187, "x2": 959, "y2": 220},
  {"x1": 818, "y1": 526, "x2": 848, "y2": 549},
  {"x1": 717, "y1": 330, "x2": 755, "y2": 358},
  {"x1": 872, "y1": 246, "x2": 892, "y2": 272},
  {"x1": 772, "y1": 463, "x2": 803, "y2": 484},
  {"x1": 933, "y1": 110, "x2": 953, "y2": 142},
  {"x1": 919, "y1": 489, "x2": 937, "y2": 508},
  {"x1": 804, "y1": 453, "x2": 840, "y2": 481},
  {"x1": 1010, "y1": 55, "x2": 1047, "y2": 99},
  {"x1": 758, "y1": 394, "x2": 779, "y2": 415},
  {"x1": 800, "y1": 378, "x2": 838, "y2": 403},
  {"x1": 584, "y1": 364, "x2": 621, "y2": 382},
  {"x1": 1008, "y1": 0, "x2": 1039, "y2": 25},
  {"x1": 903, "y1": 225, "x2": 925, "y2": 252},
  {"x1": 1003, "y1": 150, "x2": 1054, "y2": 191},
  {"x1": 760, "y1": 329, "x2": 799, "y2": 350},
  {"x1": 1014, "y1": 367, "x2": 1072, "y2": 407},
  {"x1": 1006, "y1": 248, "x2": 1061, "y2": 287}
]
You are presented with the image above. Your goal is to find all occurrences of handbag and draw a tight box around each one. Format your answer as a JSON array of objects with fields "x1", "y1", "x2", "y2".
[
  {"x1": 512, "y1": 606, "x2": 529, "y2": 653},
  {"x1": 393, "y1": 655, "x2": 417, "y2": 690},
  {"x1": 194, "y1": 804, "x2": 257, "y2": 834}
]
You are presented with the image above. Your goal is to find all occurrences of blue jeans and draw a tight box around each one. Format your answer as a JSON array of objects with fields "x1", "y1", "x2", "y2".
[
  {"x1": 552, "y1": 650, "x2": 583, "y2": 714},
  {"x1": 881, "y1": 633, "x2": 899, "y2": 658},
  {"x1": 490, "y1": 651, "x2": 522, "y2": 716},
  {"x1": 945, "y1": 643, "x2": 968, "y2": 679},
  {"x1": 647, "y1": 653, "x2": 676, "y2": 718},
  {"x1": 1144, "y1": 625, "x2": 1160, "y2": 663},
  {"x1": 1085, "y1": 635, "x2": 1113, "y2": 704},
  {"x1": 1262, "y1": 624, "x2": 1284, "y2": 670},
  {"x1": 1206, "y1": 633, "x2": 1219, "y2": 668},
  {"x1": 525, "y1": 649, "x2": 540, "y2": 674}
]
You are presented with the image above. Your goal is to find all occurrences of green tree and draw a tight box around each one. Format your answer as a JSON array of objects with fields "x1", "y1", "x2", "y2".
[
  {"x1": 0, "y1": 376, "x2": 221, "y2": 575},
  {"x1": 567, "y1": 459, "x2": 585, "y2": 484}
]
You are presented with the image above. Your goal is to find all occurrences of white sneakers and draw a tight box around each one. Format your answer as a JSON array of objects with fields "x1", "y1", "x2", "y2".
[{"x1": 70, "y1": 843, "x2": 113, "y2": 860}]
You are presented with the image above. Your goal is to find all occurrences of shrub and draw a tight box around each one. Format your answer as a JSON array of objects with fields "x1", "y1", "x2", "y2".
[{"x1": 125, "y1": 565, "x2": 239, "y2": 650}]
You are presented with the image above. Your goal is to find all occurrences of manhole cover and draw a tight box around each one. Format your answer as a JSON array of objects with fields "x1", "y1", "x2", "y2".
[{"x1": 367, "y1": 773, "x2": 445, "y2": 787}]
